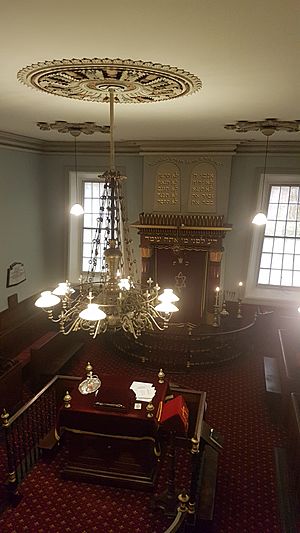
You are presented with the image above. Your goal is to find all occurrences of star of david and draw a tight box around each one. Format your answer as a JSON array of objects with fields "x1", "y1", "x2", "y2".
[{"x1": 175, "y1": 271, "x2": 186, "y2": 293}]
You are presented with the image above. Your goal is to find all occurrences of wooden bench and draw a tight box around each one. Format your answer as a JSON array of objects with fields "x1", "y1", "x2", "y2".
[
  {"x1": 30, "y1": 333, "x2": 85, "y2": 389},
  {"x1": 263, "y1": 356, "x2": 282, "y2": 422}
]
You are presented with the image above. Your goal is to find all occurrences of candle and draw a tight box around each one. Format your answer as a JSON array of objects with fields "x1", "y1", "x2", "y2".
[
  {"x1": 215, "y1": 286, "x2": 220, "y2": 306},
  {"x1": 238, "y1": 281, "x2": 243, "y2": 299}
]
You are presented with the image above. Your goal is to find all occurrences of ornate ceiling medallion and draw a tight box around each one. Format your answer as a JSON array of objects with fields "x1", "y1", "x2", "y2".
[
  {"x1": 37, "y1": 121, "x2": 110, "y2": 137},
  {"x1": 17, "y1": 58, "x2": 202, "y2": 104},
  {"x1": 224, "y1": 118, "x2": 300, "y2": 134}
]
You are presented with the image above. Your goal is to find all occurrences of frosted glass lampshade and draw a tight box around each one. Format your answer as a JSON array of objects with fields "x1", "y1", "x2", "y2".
[
  {"x1": 252, "y1": 212, "x2": 267, "y2": 225},
  {"x1": 70, "y1": 203, "x2": 84, "y2": 216},
  {"x1": 155, "y1": 301, "x2": 179, "y2": 314},
  {"x1": 118, "y1": 278, "x2": 131, "y2": 290},
  {"x1": 35, "y1": 291, "x2": 60, "y2": 308},
  {"x1": 79, "y1": 304, "x2": 106, "y2": 321},
  {"x1": 52, "y1": 282, "x2": 74, "y2": 296},
  {"x1": 157, "y1": 288, "x2": 179, "y2": 303}
]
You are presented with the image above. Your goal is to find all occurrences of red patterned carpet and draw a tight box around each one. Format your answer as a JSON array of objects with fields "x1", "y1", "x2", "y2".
[{"x1": 0, "y1": 334, "x2": 296, "y2": 533}]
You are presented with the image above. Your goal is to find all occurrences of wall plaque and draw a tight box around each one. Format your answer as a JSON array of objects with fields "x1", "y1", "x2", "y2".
[
  {"x1": 188, "y1": 162, "x2": 216, "y2": 213},
  {"x1": 6, "y1": 262, "x2": 26, "y2": 288},
  {"x1": 154, "y1": 163, "x2": 180, "y2": 211}
]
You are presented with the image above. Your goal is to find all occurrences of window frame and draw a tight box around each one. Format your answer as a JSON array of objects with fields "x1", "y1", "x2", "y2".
[
  {"x1": 245, "y1": 172, "x2": 300, "y2": 305},
  {"x1": 68, "y1": 171, "x2": 105, "y2": 283}
]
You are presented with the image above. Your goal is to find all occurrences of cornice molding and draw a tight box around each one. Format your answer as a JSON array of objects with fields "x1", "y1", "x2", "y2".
[{"x1": 0, "y1": 131, "x2": 299, "y2": 156}]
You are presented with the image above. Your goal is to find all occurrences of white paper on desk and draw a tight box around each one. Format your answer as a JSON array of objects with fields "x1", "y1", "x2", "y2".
[{"x1": 130, "y1": 381, "x2": 156, "y2": 402}]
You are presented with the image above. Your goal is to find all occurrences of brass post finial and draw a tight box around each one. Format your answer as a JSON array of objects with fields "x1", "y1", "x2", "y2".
[
  {"x1": 63, "y1": 391, "x2": 72, "y2": 409},
  {"x1": 146, "y1": 400, "x2": 155, "y2": 418},
  {"x1": 1, "y1": 408, "x2": 9, "y2": 427},
  {"x1": 158, "y1": 368, "x2": 165, "y2": 383},
  {"x1": 86, "y1": 361, "x2": 93, "y2": 376},
  {"x1": 191, "y1": 436, "x2": 199, "y2": 454},
  {"x1": 178, "y1": 490, "x2": 189, "y2": 513}
]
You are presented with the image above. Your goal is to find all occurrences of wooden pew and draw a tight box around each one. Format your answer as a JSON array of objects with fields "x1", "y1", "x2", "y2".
[{"x1": 30, "y1": 333, "x2": 85, "y2": 389}]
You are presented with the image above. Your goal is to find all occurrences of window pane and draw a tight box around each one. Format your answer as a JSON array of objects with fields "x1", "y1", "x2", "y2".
[
  {"x1": 290, "y1": 187, "x2": 299, "y2": 203},
  {"x1": 277, "y1": 204, "x2": 288, "y2": 220},
  {"x1": 265, "y1": 220, "x2": 275, "y2": 236},
  {"x1": 84, "y1": 182, "x2": 92, "y2": 197},
  {"x1": 82, "y1": 258, "x2": 90, "y2": 272},
  {"x1": 282, "y1": 254, "x2": 294, "y2": 269},
  {"x1": 92, "y1": 183, "x2": 100, "y2": 197},
  {"x1": 281, "y1": 271, "x2": 293, "y2": 286},
  {"x1": 273, "y1": 238, "x2": 284, "y2": 253},
  {"x1": 84, "y1": 198, "x2": 92, "y2": 213},
  {"x1": 294, "y1": 255, "x2": 300, "y2": 269},
  {"x1": 279, "y1": 187, "x2": 290, "y2": 203},
  {"x1": 258, "y1": 269, "x2": 270, "y2": 284},
  {"x1": 262, "y1": 237, "x2": 274, "y2": 252},
  {"x1": 292, "y1": 271, "x2": 300, "y2": 287},
  {"x1": 83, "y1": 243, "x2": 92, "y2": 257},
  {"x1": 270, "y1": 186, "x2": 280, "y2": 203},
  {"x1": 275, "y1": 221, "x2": 285, "y2": 236},
  {"x1": 84, "y1": 214, "x2": 92, "y2": 227},
  {"x1": 271, "y1": 254, "x2": 283, "y2": 269},
  {"x1": 270, "y1": 270, "x2": 281, "y2": 285},
  {"x1": 286, "y1": 221, "x2": 296, "y2": 237},
  {"x1": 258, "y1": 184, "x2": 300, "y2": 289},
  {"x1": 260, "y1": 253, "x2": 272, "y2": 268},
  {"x1": 267, "y1": 203, "x2": 278, "y2": 219},
  {"x1": 284, "y1": 238, "x2": 295, "y2": 253},
  {"x1": 83, "y1": 229, "x2": 92, "y2": 243},
  {"x1": 288, "y1": 204, "x2": 297, "y2": 221}
]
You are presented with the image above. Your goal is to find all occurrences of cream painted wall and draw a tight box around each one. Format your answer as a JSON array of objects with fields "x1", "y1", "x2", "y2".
[
  {"x1": 224, "y1": 153, "x2": 300, "y2": 302},
  {"x1": 41, "y1": 152, "x2": 143, "y2": 287},
  {"x1": 0, "y1": 147, "x2": 44, "y2": 311},
  {"x1": 1, "y1": 144, "x2": 299, "y2": 313}
]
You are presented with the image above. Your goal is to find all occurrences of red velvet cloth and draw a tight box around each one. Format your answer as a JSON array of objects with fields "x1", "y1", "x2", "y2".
[
  {"x1": 160, "y1": 394, "x2": 189, "y2": 435},
  {"x1": 59, "y1": 373, "x2": 168, "y2": 439}
]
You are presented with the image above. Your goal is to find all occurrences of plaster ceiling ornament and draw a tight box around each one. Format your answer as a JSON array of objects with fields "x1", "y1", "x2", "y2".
[
  {"x1": 224, "y1": 118, "x2": 300, "y2": 135},
  {"x1": 17, "y1": 58, "x2": 202, "y2": 104},
  {"x1": 37, "y1": 121, "x2": 110, "y2": 137}
]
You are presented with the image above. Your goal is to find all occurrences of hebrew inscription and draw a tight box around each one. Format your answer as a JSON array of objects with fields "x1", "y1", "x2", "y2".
[
  {"x1": 188, "y1": 163, "x2": 216, "y2": 213},
  {"x1": 154, "y1": 163, "x2": 180, "y2": 211}
]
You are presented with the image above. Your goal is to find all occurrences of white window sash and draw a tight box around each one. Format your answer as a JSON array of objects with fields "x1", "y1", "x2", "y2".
[{"x1": 245, "y1": 173, "x2": 300, "y2": 305}]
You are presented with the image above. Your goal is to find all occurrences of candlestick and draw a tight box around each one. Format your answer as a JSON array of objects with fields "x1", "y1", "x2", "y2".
[
  {"x1": 215, "y1": 286, "x2": 220, "y2": 307},
  {"x1": 238, "y1": 281, "x2": 243, "y2": 299}
]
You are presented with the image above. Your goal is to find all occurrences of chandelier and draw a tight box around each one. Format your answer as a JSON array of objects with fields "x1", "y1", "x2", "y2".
[
  {"x1": 34, "y1": 88, "x2": 180, "y2": 338},
  {"x1": 18, "y1": 57, "x2": 202, "y2": 338}
]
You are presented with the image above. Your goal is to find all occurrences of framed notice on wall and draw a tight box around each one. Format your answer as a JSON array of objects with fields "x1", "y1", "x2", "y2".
[{"x1": 6, "y1": 262, "x2": 26, "y2": 288}]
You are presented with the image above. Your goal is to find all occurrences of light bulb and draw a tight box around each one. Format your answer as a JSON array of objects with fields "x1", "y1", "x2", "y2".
[
  {"x1": 252, "y1": 212, "x2": 267, "y2": 225},
  {"x1": 70, "y1": 203, "x2": 84, "y2": 216}
]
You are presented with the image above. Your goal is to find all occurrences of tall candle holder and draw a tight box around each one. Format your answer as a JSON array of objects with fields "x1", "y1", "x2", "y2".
[
  {"x1": 237, "y1": 281, "x2": 243, "y2": 319},
  {"x1": 212, "y1": 304, "x2": 220, "y2": 327},
  {"x1": 220, "y1": 296, "x2": 229, "y2": 317},
  {"x1": 237, "y1": 298, "x2": 243, "y2": 319}
]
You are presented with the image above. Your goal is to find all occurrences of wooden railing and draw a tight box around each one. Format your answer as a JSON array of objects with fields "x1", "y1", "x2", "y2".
[{"x1": 1, "y1": 374, "x2": 81, "y2": 504}]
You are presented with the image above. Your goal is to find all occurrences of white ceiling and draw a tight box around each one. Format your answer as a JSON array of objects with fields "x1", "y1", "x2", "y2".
[{"x1": 1, "y1": 0, "x2": 300, "y2": 143}]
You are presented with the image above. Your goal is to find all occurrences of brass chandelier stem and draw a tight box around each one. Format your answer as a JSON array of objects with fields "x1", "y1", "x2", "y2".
[
  {"x1": 109, "y1": 87, "x2": 116, "y2": 242},
  {"x1": 109, "y1": 88, "x2": 115, "y2": 171}
]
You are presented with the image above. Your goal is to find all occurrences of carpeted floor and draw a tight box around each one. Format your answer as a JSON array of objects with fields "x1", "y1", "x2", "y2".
[{"x1": 0, "y1": 333, "x2": 296, "y2": 532}]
